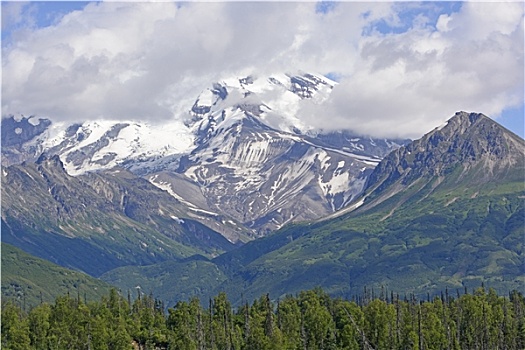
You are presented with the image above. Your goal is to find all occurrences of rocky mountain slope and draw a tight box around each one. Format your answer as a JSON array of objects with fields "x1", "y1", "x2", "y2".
[
  {"x1": 1, "y1": 72, "x2": 407, "y2": 237},
  {"x1": 355, "y1": 111, "x2": 525, "y2": 214},
  {"x1": 157, "y1": 114, "x2": 382, "y2": 235},
  {"x1": 1, "y1": 155, "x2": 237, "y2": 276},
  {"x1": 102, "y1": 112, "x2": 525, "y2": 305}
]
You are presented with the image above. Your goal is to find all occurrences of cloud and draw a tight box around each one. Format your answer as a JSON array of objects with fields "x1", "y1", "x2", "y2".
[
  {"x1": 2, "y1": 2, "x2": 523, "y2": 139},
  {"x1": 1, "y1": 2, "x2": 394, "y2": 120},
  {"x1": 299, "y1": 2, "x2": 524, "y2": 138},
  {"x1": 1, "y1": 2, "x2": 33, "y2": 31}
]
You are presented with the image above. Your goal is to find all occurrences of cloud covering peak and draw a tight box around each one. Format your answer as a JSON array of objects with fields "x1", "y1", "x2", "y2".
[{"x1": 2, "y1": 1, "x2": 523, "y2": 139}]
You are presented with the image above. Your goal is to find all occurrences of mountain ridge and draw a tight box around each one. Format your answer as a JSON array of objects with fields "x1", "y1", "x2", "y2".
[
  {"x1": 1, "y1": 155, "x2": 238, "y2": 276},
  {"x1": 321, "y1": 111, "x2": 525, "y2": 221},
  {"x1": 99, "y1": 111, "x2": 525, "y2": 306},
  {"x1": 2, "y1": 72, "x2": 407, "y2": 237}
]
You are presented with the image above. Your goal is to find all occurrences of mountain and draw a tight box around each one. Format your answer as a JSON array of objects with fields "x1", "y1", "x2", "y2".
[
  {"x1": 167, "y1": 115, "x2": 383, "y2": 236},
  {"x1": 7, "y1": 68, "x2": 520, "y2": 307},
  {"x1": 1, "y1": 154, "x2": 237, "y2": 277},
  {"x1": 1, "y1": 243, "x2": 113, "y2": 307},
  {"x1": 216, "y1": 112, "x2": 525, "y2": 302},
  {"x1": 1, "y1": 72, "x2": 406, "y2": 237},
  {"x1": 99, "y1": 112, "x2": 524, "y2": 304},
  {"x1": 1, "y1": 115, "x2": 52, "y2": 166},
  {"x1": 351, "y1": 111, "x2": 525, "y2": 216}
]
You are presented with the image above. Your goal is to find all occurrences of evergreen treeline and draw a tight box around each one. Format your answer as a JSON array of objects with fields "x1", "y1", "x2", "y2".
[{"x1": 2, "y1": 287, "x2": 524, "y2": 350}]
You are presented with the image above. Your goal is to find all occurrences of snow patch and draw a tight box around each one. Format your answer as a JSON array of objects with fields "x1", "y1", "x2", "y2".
[
  {"x1": 319, "y1": 171, "x2": 350, "y2": 197},
  {"x1": 149, "y1": 177, "x2": 198, "y2": 209},
  {"x1": 437, "y1": 121, "x2": 449, "y2": 131},
  {"x1": 188, "y1": 207, "x2": 219, "y2": 216},
  {"x1": 171, "y1": 216, "x2": 185, "y2": 224},
  {"x1": 195, "y1": 89, "x2": 216, "y2": 108},
  {"x1": 27, "y1": 117, "x2": 41, "y2": 126},
  {"x1": 353, "y1": 198, "x2": 365, "y2": 209},
  {"x1": 23, "y1": 169, "x2": 36, "y2": 181}
]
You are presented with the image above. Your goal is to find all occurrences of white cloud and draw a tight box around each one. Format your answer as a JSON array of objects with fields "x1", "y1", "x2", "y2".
[
  {"x1": 1, "y1": 2, "x2": 23, "y2": 30},
  {"x1": 299, "y1": 2, "x2": 524, "y2": 138},
  {"x1": 2, "y1": 2, "x2": 523, "y2": 139}
]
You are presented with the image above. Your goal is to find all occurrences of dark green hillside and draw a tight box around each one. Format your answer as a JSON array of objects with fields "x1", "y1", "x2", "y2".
[
  {"x1": 99, "y1": 220, "x2": 315, "y2": 307},
  {"x1": 1, "y1": 155, "x2": 235, "y2": 276},
  {"x1": 100, "y1": 220, "x2": 320, "y2": 307},
  {"x1": 1, "y1": 243, "x2": 112, "y2": 307},
  {"x1": 100, "y1": 256, "x2": 227, "y2": 307}
]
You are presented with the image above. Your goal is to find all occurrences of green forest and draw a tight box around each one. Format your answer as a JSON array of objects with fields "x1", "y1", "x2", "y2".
[{"x1": 2, "y1": 287, "x2": 524, "y2": 350}]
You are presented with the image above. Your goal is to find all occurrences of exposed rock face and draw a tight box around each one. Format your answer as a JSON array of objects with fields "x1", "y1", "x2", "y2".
[
  {"x1": 171, "y1": 113, "x2": 376, "y2": 235},
  {"x1": 1, "y1": 115, "x2": 52, "y2": 166},
  {"x1": 359, "y1": 111, "x2": 525, "y2": 212},
  {"x1": 1, "y1": 72, "x2": 407, "y2": 237},
  {"x1": 1, "y1": 155, "x2": 237, "y2": 276}
]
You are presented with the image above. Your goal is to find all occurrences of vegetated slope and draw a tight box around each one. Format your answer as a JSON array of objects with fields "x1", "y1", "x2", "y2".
[
  {"x1": 208, "y1": 112, "x2": 525, "y2": 303},
  {"x1": 1, "y1": 155, "x2": 237, "y2": 277},
  {"x1": 99, "y1": 217, "x2": 317, "y2": 305},
  {"x1": 100, "y1": 255, "x2": 227, "y2": 308},
  {"x1": 1, "y1": 243, "x2": 112, "y2": 307}
]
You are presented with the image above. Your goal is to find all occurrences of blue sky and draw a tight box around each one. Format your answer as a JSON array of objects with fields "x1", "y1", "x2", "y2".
[
  {"x1": 368, "y1": 2, "x2": 462, "y2": 34},
  {"x1": 2, "y1": 2, "x2": 90, "y2": 42},
  {"x1": 499, "y1": 105, "x2": 524, "y2": 138},
  {"x1": 2, "y1": 1, "x2": 523, "y2": 139}
]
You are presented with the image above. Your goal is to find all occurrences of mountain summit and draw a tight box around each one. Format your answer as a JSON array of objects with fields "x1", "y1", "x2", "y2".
[
  {"x1": 1, "y1": 72, "x2": 407, "y2": 237},
  {"x1": 353, "y1": 111, "x2": 525, "y2": 215}
]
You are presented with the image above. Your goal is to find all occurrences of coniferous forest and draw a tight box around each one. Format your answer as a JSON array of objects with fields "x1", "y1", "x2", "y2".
[{"x1": 2, "y1": 287, "x2": 524, "y2": 350}]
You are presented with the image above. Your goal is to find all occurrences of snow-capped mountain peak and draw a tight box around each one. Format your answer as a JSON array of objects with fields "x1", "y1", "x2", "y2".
[
  {"x1": 187, "y1": 72, "x2": 336, "y2": 139},
  {"x1": 2, "y1": 71, "x2": 406, "y2": 237}
]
